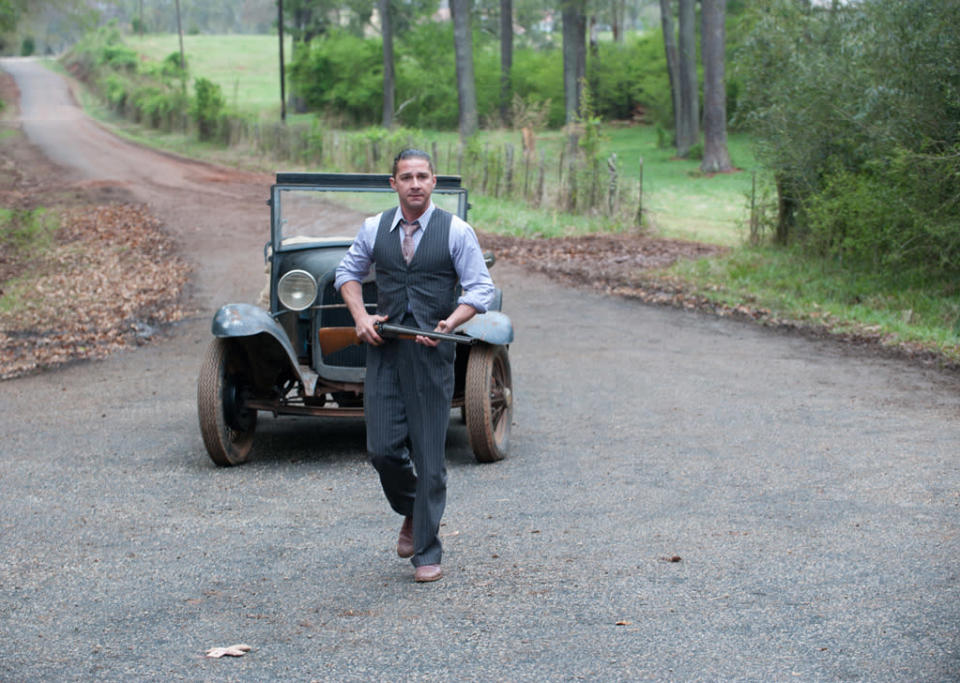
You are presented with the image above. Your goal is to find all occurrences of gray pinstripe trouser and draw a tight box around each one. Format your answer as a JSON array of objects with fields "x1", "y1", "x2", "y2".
[{"x1": 364, "y1": 320, "x2": 455, "y2": 567}]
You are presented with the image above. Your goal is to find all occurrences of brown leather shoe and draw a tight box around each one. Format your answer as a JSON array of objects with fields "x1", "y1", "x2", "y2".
[
  {"x1": 414, "y1": 564, "x2": 442, "y2": 583},
  {"x1": 397, "y1": 516, "x2": 414, "y2": 558}
]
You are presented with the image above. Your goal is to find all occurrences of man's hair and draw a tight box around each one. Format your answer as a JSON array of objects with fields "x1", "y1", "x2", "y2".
[{"x1": 391, "y1": 148, "x2": 434, "y2": 177}]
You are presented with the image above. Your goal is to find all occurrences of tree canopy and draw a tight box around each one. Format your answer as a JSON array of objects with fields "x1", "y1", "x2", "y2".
[{"x1": 736, "y1": 0, "x2": 960, "y2": 280}]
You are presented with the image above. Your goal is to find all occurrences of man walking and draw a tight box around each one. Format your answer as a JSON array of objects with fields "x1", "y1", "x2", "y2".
[{"x1": 335, "y1": 149, "x2": 494, "y2": 582}]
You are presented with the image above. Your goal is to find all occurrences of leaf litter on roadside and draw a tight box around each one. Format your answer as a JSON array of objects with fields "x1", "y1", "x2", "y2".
[{"x1": 0, "y1": 203, "x2": 190, "y2": 380}]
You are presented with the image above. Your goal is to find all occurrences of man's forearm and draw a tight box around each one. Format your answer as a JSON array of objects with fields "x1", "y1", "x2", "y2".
[
  {"x1": 440, "y1": 304, "x2": 478, "y2": 332},
  {"x1": 339, "y1": 280, "x2": 368, "y2": 325}
]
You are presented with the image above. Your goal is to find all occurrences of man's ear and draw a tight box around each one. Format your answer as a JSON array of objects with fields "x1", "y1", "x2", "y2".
[{"x1": 389, "y1": 176, "x2": 397, "y2": 191}]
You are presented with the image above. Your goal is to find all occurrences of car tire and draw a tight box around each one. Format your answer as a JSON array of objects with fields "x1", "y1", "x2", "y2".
[
  {"x1": 197, "y1": 338, "x2": 257, "y2": 466},
  {"x1": 464, "y1": 344, "x2": 513, "y2": 463}
]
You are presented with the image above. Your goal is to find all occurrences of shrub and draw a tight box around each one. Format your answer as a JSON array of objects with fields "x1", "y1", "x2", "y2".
[
  {"x1": 289, "y1": 31, "x2": 384, "y2": 125},
  {"x1": 192, "y1": 77, "x2": 225, "y2": 141},
  {"x1": 737, "y1": 0, "x2": 960, "y2": 279},
  {"x1": 510, "y1": 47, "x2": 565, "y2": 128},
  {"x1": 101, "y1": 43, "x2": 138, "y2": 71},
  {"x1": 394, "y1": 23, "x2": 458, "y2": 129},
  {"x1": 587, "y1": 33, "x2": 671, "y2": 126}
]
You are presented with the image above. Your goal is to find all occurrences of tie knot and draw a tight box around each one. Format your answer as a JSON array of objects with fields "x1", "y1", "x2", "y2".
[{"x1": 401, "y1": 219, "x2": 420, "y2": 238}]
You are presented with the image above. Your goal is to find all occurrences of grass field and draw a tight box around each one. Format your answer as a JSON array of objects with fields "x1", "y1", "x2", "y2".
[{"x1": 132, "y1": 34, "x2": 292, "y2": 116}]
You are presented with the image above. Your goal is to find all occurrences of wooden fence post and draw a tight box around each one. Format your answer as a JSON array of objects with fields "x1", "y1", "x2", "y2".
[
  {"x1": 522, "y1": 152, "x2": 531, "y2": 201},
  {"x1": 636, "y1": 157, "x2": 644, "y2": 226},
  {"x1": 536, "y1": 151, "x2": 546, "y2": 208},
  {"x1": 607, "y1": 153, "x2": 618, "y2": 216},
  {"x1": 505, "y1": 143, "x2": 515, "y2": 199}
]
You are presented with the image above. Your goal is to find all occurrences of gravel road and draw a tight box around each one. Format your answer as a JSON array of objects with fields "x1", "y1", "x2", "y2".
[{"x1": 2, "y1": 57, "x2": 959, "y2": 681}]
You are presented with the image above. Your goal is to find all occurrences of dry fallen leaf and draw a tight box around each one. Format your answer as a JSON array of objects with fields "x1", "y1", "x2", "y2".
[
  {"x1": 204, "y1": 644, "x2": 252, "y2": 659},
  {"x1": 615, "y1": 620, "x2": 631, "y2": 626}
]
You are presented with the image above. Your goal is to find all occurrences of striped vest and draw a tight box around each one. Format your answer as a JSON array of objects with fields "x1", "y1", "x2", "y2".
[{"x1": 373, "y1": 207, "x2": 457, "y2": 329}]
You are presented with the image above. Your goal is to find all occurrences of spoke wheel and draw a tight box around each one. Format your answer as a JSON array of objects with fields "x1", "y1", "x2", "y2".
[
  {"x1": 197, "y1": 338, "x2": 257, "y2": 466},
  {"x1": 464, "y1": 344, "x2": 513, "y2": 463}
]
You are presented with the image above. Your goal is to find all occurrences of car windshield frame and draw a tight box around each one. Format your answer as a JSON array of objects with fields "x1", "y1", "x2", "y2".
[{"x1": 270, "y1": 173, "x2": 469, "y2": 252}]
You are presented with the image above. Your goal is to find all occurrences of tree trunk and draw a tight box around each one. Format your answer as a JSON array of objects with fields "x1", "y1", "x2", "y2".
[
  {"x1": 612, "y1": 0, "x2": 625, "y2": 43},
  {"x1": 676, "y1": 0, "x2": 698, "y2": 157},
  {"x1": 589, "y1": 15, "x2": 599, "y2": 58},
  {"x1": 278, "y1": 0, "x2": 286, "y2": 122},
  {"x1": 499, "y1": 0, "x2": 513, "y2": 126},
  {"x1": 561, "y1": 0, "x2": 587, "y2": 125},
  {"x1": 700, "y1": 0, "x2": 732, "y2": 173},
  {"x1": 451, "y1": 0, "x2": 478, "y2": 139},
  {"x1": 775, "y1": 172, "x2": 796, "y2": 245},
  {"x1": 659, "y1": 0, "x2": 680, "y2": 145},
  {"x1": 380, "y1": 0, "x2": 395, "y2": 128}
]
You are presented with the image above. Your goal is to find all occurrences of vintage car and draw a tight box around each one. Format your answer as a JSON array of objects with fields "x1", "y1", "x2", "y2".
[{"x1": 197, "y1": 172, "x2": 514, "y2": 467}]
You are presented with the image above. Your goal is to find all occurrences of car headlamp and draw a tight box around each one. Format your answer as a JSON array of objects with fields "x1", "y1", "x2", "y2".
[{"x1": 277, "y1": 269, "x2": 318, "y2": 311}]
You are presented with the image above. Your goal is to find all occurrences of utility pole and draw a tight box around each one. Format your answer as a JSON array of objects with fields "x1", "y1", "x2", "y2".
[
  {"x1": 278, "y1": 0, "x2": 286, "y2": 122},
  {"x1": 175, "y1": 0, "x2": 185, "y2": 70}
]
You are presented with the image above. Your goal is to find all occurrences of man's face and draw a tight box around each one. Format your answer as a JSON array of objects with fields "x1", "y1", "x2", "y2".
[{"x1": 390, "y1": 157, "x2": 436, "y2": 218}]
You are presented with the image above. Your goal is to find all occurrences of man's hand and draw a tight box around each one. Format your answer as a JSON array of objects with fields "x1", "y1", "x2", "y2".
[
  {"x1": 357, "y1": 313, "x2": 388, "y2": 346},
  {"x1": 340, "y1": 280, "x2": 387, "y2": 346},
  {"x1": 417, "y1": 304, "x2": 478, "y2": 348},
  {"x1": 416, "y1": 318, "x2": 450, "y2": 348}
]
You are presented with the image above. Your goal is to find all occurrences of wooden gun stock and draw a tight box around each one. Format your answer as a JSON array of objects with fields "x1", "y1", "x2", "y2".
[
  {"x1": 317, "y1": 322, "x2": 476, "y2": 356},
  {"x1": 316, "y1": 327, "x2": 364, "y2": 356}
]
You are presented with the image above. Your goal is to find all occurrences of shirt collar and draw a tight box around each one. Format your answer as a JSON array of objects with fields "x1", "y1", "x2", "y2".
[{"x1": 390, "y1": 202, "x2": 435, "y2": 232}]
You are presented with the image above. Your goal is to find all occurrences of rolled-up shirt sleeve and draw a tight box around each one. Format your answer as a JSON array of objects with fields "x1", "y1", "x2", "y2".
[
  {"x1": 450, "y1": 215, "x2": 495, "y2": 314},
  {"x1": 334, "y1": 214, "x2": 380, "y2": 290}
]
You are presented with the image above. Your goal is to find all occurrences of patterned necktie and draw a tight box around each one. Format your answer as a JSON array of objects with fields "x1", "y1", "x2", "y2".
[{"x1": 401, "y1": 219, "x2": 420, "y2": 264}]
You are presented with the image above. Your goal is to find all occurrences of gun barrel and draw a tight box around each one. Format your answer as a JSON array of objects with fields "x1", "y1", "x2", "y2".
[{"x1": 377, "y1": 322, "x2": 476, "y2": 345}]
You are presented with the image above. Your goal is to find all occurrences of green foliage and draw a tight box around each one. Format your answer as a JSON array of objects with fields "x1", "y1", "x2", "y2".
[
  {"x1": 64, "y1": 25, "x2": 208, "y2": 136},
  {"x1": 587, "y1": 32, "x2": 672, "y2": 127},
  {"x1": 191, "y1": 77, "x2": 225, "y2": 141},
  {"x1": 289, "y1": 31, "x2": 384, "y2": 125},
  {"x1": 0, "y1": 0, "x2": 18, "y2": 35},
  {"x1": 102, "y1": 73, "x2": 128, "y2": 110},
  {"x1": 576, "y1": 81, "x2": 603, "y2": 160},
  {"x1": 395, "y1": 23, "x2": 458, "y2": 128},
  {"x1": 510, "y1": 47, "x2": 565, "y2": 128},
  {"x1": 0, "y1": 207, "x2": 58, "y2": 253},
  {"x1": 161, "y1": 52, "x2": 187, "y2": 79},
  {"x1": 19, "y1": 35, "x2": 33, "y2": 56},
  {"x1": 737, "y1": 0, "x2": 960, "y2": 281},
  {"x1": 101, "y1": 42, "x2": 138, "y2": 71},
  {"x1": 286, "y1": 23, "x2": 673, "y2": 131}
]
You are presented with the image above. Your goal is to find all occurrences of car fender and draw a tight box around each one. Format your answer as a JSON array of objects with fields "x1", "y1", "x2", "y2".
[
  {"x1": 457, "y1": 310, "x2": 514, "y2": 345},
  {"x1": 211, "y1": 303, "x2": 305, "y2": 386}
]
